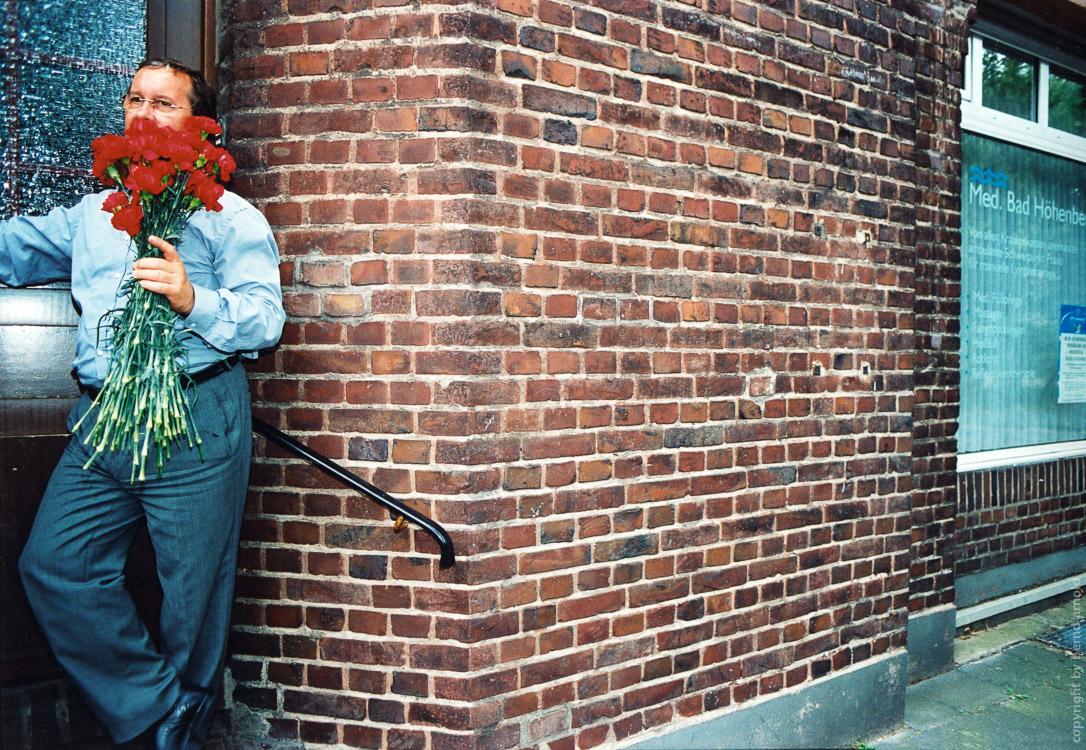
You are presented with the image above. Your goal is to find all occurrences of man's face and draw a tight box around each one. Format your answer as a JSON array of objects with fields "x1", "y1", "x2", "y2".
[{"x1": 123, "y1": 67, "x2": 193, "y2": 132}]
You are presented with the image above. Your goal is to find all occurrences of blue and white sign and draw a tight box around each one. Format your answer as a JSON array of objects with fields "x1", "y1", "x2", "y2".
[{"x1": 1059, "y1": 305, "x2": 1086, "y2": 404}]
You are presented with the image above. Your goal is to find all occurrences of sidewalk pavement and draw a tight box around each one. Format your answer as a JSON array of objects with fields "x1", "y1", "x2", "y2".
[{"x1": 870, "y1": 594, "x2": 1084, "y2": 749}]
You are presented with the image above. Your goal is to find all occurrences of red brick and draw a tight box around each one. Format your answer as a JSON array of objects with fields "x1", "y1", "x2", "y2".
[{"x1": 353, "y1": 78, "x2": 393, "y2": 102}]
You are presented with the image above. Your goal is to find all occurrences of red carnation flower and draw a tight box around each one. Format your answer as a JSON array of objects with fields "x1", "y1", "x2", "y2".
[
  {"x1": 161, "y1": 139, "x2": 198, "y2": 172},
  {"x1": 214, "y1": 150, "x2": 236, "y2": 181},
  {"x1": 186, "y1": 116, "x2": 222, "y2": 138},
  {"x1": 93, "y1": 118, "x2": 232, "y2": 237},
  {"x1": 111, "y1": 201, "x2": 143, "y2": 236},
  {"x1": 127, "y1": 163, "x2": 167, "y2": 196},
  {"x1": 186, "y1": 170, "x2": 224, "y2": 212},
  {"x1": 91, "y1": 134, "x2": 131, "y2": 185},
  {"x1": 102, "y1": 191, "x2": 129, "y2": 214}
]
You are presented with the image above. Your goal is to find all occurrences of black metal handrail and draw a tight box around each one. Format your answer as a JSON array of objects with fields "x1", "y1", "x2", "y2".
[{"x1": 252, "y1": 417, "x2": 456, "y2": 569}]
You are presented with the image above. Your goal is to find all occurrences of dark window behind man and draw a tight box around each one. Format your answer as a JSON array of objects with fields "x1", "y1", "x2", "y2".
[{"x1": 0, "y1": 59, "x2": 284, "y2": 749}]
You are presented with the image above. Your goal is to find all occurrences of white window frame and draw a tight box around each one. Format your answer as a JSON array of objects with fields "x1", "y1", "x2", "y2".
[
  {"x1": 957, "y1": 24, "x2": 1086, "y2": 473},
  {"x1": 961, "y1": 28, "x2": 1086, "y2": 165}
]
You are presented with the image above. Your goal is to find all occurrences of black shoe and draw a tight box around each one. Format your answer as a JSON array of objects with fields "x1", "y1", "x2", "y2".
[{"x1": 153, "y1": 687, "x2": 208, "y2": 750}]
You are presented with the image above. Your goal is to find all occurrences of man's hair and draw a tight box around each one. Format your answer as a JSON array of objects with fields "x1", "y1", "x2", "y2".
[{"x1": 135, "y1": 58, "x2": 217, "y2": 120}]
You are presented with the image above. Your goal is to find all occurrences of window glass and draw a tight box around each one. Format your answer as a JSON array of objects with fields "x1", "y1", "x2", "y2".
[
  {"x1": 982, "y1": 40, "x2": 1037, "y2": 121},
  {"x1": 17, "y1": 62, "x2": 131, "y2": 172},
  {"x1": 18, "y1": 0, "x2": 144, "y2": 61},
  {"x1": 960, "y1": 133, "x2": 1086, "y2": 452},
  {"x1": 1, "y1": 0, "x2": 145, "y2": 218},
  {"x1": 1049, "y1": 65, "x2": 1086, "y2": 139}
]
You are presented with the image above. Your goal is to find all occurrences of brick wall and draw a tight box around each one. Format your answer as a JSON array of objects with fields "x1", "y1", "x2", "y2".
[
  {"x1": 907, "y1": 0, "x2": 972, "y2": 614},
  {"x1": 957, "y1": 457, "x2": 1086, "y2": 579},
  {"x1": 220, "y1": 0, "x2": 969, "y2": 746}
]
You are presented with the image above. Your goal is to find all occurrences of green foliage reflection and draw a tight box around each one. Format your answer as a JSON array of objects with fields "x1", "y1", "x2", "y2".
[
  {"x1": 1050, "y1": 66, "x2": 1086, "y2": 138},
  {"x1": 982, "y1": 41, "x2": 1036, "y2": 121}
]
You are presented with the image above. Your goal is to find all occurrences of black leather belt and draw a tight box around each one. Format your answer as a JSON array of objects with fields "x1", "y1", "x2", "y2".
[{"x1": 81, "y1": 354, "x2": 240, "y2": 400}]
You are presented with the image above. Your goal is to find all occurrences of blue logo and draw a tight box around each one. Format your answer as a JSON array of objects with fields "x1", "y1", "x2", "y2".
[{"x1": 968, "y1": 166, "x2": 1009, "y2": 189}]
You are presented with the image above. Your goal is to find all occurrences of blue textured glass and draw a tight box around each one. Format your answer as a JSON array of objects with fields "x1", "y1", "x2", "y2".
[
  {"x1": 17, "y1": 61, "x2": 128, "y2": 169},
  {"x1": 2, "y1": 0, "x2": 145, "y2": 220},
  {"x1": 13, "y1": 169, "x2": 100, "y2": 217},
  {"x1": 19, "y1": 0, "x2": 145, "y2": 62}
]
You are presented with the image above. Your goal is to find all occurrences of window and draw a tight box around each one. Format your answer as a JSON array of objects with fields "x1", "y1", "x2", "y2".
[
  {"x1": 962, "y1": 30, "x2": 1086, "y2": 162},
  {"x1": 982, "y1": 40, "x2": 1037, "y2": 121},
  {"x1": 1049, "y1": 65, "x2": 1086, "y2": 138},
  {"x1": 959, "y1": 28, "x2": 1086, "y2": 471},
  {"x1": 0, "y1": 0, "x2": 146, "y2": 218},
  {"x1": 0, "y1": 0, "x2": 210, "y2": 220}
]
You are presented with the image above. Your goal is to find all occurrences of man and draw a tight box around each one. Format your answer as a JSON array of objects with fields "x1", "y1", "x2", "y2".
[{"x1": 1, "y1": 59, "x2": 284, "y2": 749}]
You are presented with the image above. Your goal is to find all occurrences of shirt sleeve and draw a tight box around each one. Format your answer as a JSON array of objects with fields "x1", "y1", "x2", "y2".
[
  {"x1": 183, "y1": 203, "x2": 285, "y2": 355},
  {"x1": 0, "y1": 205, "x2": 77, "y2": 286}
]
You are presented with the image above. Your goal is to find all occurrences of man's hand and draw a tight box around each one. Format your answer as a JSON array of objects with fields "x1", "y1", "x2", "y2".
[{"x1": 132, "y1": 236, "x2": 195, "y2": 316}]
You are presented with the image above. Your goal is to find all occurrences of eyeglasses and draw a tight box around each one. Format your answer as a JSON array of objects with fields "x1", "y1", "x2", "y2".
[{"x1": 121, "y1": 95, "x2": 191, "y2": 114}]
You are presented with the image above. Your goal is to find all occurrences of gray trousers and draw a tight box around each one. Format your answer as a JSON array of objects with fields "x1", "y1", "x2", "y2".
[{"x1": 19, "y1": 365, "x2": 251, "y2": 744}]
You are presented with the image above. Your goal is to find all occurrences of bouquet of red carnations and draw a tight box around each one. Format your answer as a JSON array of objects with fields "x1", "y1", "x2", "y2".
[{"x1": 74, "y1": 116, "x2": 236, "y2": 480}]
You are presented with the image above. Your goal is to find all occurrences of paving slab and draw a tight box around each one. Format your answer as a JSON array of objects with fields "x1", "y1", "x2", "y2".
[
  {"x1": 999, "y1": 681, "x2": 1071, "y2": 729},
  {"x1": 871, "y1": 599, "x2": 1086, "y2": 750},
  {"x1": 869, "y1": 728, "x2": 932, "y2": 749},
  {"x1": 900, "y1": 693, "x2": 962, "y2": 732},
  {"x1": 955, "y1": 619, "x2": 1041, "y2": 664},
  {"x1": 898, "y1": 705, "x2": 1067, "y2": 749},
  {"x1": 1008, "y1": 638, "x2": 1080, "y2": 664},
  {"x1": 958, "y1": 646, "x2": 1061, "y2": 690},
  {"x1": 906, "y1": 668, "x2": 1013, "y2": 714},
  {"x1": 1033, "y1": 601, "x2": 1084, "y2": 629}
]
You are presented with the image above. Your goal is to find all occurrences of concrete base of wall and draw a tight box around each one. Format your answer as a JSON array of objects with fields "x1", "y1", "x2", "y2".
[
  {"x1": 621, "y1": 652, "x2": 906, "y2": 750},
  {"x1": 957, "y1": 547, "x2": 1086, "y2": 609},
  {"x1": 906, "y1": 605, "x2": 956, "y2": 683}
]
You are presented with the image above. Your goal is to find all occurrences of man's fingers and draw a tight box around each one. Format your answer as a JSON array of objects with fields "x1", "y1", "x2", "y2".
[
  {"x1": 133, "y1": 267, "x2": 168, "y2": 282},
  {"x1": 131, "y1": 259, "x2": 175, "y2": 278},
  {"x1": 132, "y1": 237, "x2": 195, "y2": 315},
  {"x1": 147, "y1": 235, "x2": 178, "y2": 259}
]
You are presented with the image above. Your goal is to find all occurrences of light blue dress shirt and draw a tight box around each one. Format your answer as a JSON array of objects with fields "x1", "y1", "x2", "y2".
[{"x1": 0, "y1": 189, "x2": 285, "y2": 387}]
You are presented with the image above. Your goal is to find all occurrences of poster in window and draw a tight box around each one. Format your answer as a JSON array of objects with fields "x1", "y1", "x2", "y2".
[{"x1": 1059, "y1": 304, "x2": 1086, "y2": 404}]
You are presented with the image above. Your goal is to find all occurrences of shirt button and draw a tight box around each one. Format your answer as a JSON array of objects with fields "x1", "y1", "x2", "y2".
[{"x1": 97, "y1": 349, "x2": 105, "y2": 356}]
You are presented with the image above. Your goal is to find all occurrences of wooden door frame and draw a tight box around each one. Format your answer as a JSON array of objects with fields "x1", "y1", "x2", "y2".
[{"x1": 146, "y1": 0, "x2": 216, "y2": 87}]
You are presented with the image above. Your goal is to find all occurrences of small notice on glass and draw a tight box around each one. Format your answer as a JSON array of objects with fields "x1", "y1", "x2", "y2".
[{"x1": 1059, "y1": 305, "x2": 1086, "y2": 404}]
